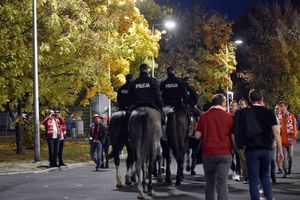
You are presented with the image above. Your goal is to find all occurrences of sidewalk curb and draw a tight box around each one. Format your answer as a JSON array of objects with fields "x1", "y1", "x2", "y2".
[{"x1": 0, "y1": 162, "x2": 92, "y2": 176}]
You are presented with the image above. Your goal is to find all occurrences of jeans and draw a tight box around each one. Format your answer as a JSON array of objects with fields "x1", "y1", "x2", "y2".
[
  {"x1": 270, "y1": 148, "x2": 276, "y2": 182},
  {"x1": 202, "y1": 155, "x2": 232, "y2": 200},
  {"x1": 283, "y1": 146, "x2": 293, "y2": 174},
  {"x1": 47, "y1": 138, "x2": 59, "y2": 166},
  {"x1": 90, "y1": 140, "x2": 103, "y2": 168},
  {"x1": 246, "y1": 149, "x2": 272, "y2": 200},
  {"x1": 58, "y1": 139, "x2": 64, "y2": 164}
]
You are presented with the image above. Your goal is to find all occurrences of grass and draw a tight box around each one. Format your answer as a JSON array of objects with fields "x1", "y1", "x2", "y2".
[{"x1": 0, "y1": 136, "x2": 91, "y2": 163}]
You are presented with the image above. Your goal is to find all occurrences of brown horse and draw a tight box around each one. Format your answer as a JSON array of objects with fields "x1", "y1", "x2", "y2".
[
  {"x1": 164, "y1": 105, "x2": 189, "y2": 186},
  {"x1": 128, "y1": 107, "x2": 162, "y2": 199},
  {"x1": 109, "y1": 111, "x2": 134, "y2": 187}
]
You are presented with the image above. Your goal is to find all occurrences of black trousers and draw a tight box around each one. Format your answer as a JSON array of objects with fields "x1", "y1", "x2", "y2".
[
  {"x1": 47, "y1": 138, "x2": 59, "y2": 166},
  {"x1": 58, "y1": 139, "x2": 64, "y2": 164}
]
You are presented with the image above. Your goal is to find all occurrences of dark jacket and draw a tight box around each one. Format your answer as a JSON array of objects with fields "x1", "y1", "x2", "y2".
[
  {"x1": 128, "y1": 72, "x2": 163, "y2": 109},
  {"x1": 185, "y1": 83, "x2": 198, "y2": 107},
  {"x1": 160, "y1": 74, "x2": 188, "y2": 106},
  {"x1": 89, "y1": 122, "x2": 107, "y2": 144},
  {"x1": 234, "y1": 107, "x2": 275, "y2": 151},
  {"x1": 117, "y1": 82, "x2": 131, "y2": 110}
]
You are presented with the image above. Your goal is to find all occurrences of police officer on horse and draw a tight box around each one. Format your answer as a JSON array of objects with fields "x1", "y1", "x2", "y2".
[
  {"x1": 117, "y1": 73, "x2": 134, "y2": 111},
  {"x1": 128, "y1": 63, "x2": 163, "y2": 115},
  {"x1": 160, "y1": 66, "x2": 188, "y2": 108}
]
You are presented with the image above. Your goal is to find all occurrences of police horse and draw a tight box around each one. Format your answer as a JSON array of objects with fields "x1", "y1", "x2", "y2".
[
  {"x1": 185, "y1": 114, "x2": 201, "y2": 175},
  {"x1": 128, "y1": 107, "x2": 162, "y2": 199},
  {"x1": 163, "y1": 105, "x2": 189, "y2": 186},
  {"x1": 109, "y1": 111, "x2": 134, "y2": 188}
]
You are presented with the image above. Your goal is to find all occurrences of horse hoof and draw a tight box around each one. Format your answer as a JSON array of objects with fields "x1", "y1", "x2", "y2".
[
  {"x1": 137, "y1": 193, "x2": 144, "y2": 199},
  {"x1": 175, "y1": 180, "x2": 181, "y2": 186},
  {"x1": 143, "y1": 185, "x2": 148, "y2": 193},
  {"x1": 165, "y1": 178, "x2": 172, "y2": 184},
  {"x1": 186, "y1": 165, "x2": 190, "y2": 172},
  {"x1": 157, "y1": 176, "x2": 163, "y2": 183},
  {"x1": 148, "y1": 189, "x2": 154, "y2": 196},
  {"x1": 130, "y1": 175, "x2": 136, "y2": 183},
  {"x1": 191, "y1": 170, "x2": 196, "y2": 176},
  {"x1": 116, "y1": 184, "x2": 123, "y2": 188},
  {"x1": 125, "y1": 179, "x2": 132, "y2": 185}
]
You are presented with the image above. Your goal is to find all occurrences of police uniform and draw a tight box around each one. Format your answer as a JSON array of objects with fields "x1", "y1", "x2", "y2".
[
  {"x1": 129, "y1": 71, "x2": 163, "y2": 110},
  {"x1": 160, "y1": 73, "x2": 188, "y2": 107},
  {"x1": 117, "y1": 82, "x2": 131, "y2": 110}
]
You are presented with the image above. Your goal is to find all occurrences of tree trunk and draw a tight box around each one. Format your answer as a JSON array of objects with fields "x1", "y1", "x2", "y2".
[{"x1": 16, "y1": 100, "x2": 25, "y2": 155}]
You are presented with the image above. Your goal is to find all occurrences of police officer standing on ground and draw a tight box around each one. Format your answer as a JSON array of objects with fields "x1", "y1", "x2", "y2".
[
  {"x1": 128, "y1": 63, "x2": 163, "y2": 114},
  {"x1": 160, "y1": 66, "x2": 188, "y2": 108},
  {"x1": 117, "y1": 73, "x2": 134, "y2": 111}
]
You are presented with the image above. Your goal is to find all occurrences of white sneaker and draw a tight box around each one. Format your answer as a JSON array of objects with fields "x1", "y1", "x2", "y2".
[
  {"x1": 234, "y1": 174, "x2": 241, "y2": 181},
  {"x1": 232, "y1": 172, "x2": 236, "y2": 180}
]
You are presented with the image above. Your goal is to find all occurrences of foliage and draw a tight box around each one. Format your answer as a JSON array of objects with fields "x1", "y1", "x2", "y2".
[
  {"x1": 234, "y1": 2, "x2": 300, "y2": 111},
  {"x1": 0, "y1": 0, "x2": 160, "y2": 149},
  {"x1": 156, "y1": 7, "x2": 236, "y2": 103},
  {"x1": 0, "y1": 0, "x2": 160, "y2": 112}
]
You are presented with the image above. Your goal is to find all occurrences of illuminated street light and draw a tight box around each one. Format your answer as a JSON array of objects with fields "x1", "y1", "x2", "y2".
[
  {"x1": 235, "y1": 40, "x2": 243, "y2": 45},
  {"x1": 151, "y1": 20, "x2": 177, "y2": 77},
  {"x1": 225, "y1": 40, "x2": 243, "y2": 111},
  {"x1": 164, "y1": 20, "x2": 176, "y2": 30}
]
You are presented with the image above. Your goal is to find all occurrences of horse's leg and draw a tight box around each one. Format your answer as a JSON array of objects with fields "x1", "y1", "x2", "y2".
[
  {"x1": 156, "y1": 146, "x2": 163, "y2": 183},
  {"x1": 125, "y1": 143, "x2": 136, "y2": 184},
  {"x1": 114, "y1": 149, "x2": 123, "y2": 188},
  {"x1": 135, "y1": 160, "x2": 144, "y2": 199},
  {"x1": 142, "y1": 163, "x2": 147, "y2": 193},
  {"x1": 147, "y1": 151, "x2": 155, "y2": 196},
  {"x1": 176, "y1": 153, "x2": 184, "y2": 186},
  {"x1": 191, "y1": 138, "x2": 198, "y2": 175},
  {"x1": 161, "y1": 140, "x2": 171, "y2": 184},
  {"x1": 186, "y1": 140, "x2": 191, "y2": 172},
  {"x1": 152, "y1": 158, "x2": 158, "y2": 177},
  {"x1": 104, "y1": 144, "x2": 110, "y2": 168}
]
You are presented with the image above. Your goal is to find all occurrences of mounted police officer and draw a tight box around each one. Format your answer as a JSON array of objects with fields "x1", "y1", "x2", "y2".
[
  {"x1": 160, "y1": 66, "x2": 188, "y2": 107},
  {"x1": 128, "y1": 63, "x2": 163, "y2": 111},
  {"x1": 129, "y1": 63, "x2": 166, "y2": 126},
  {"x1": 182, "y1": 75, "x2": 201, "y2": 117},
  {"x1": 117, "y1": 73, "x2": 134, "y2": 111}
]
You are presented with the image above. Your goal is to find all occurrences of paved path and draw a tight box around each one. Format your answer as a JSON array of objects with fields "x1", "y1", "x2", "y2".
[{"x1": 0, "y1": 145, "x2": 300, "y2": 200}]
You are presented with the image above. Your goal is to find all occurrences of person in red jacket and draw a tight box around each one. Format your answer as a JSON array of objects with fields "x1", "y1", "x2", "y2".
[
  {"x1": 55, "y1": 110, "x2": 67, "y2": 166},
  {"x1": 89, "y1": 114, "x2": 107, "y2": 171},
  {"x1": 42, "y1": 110, "x2": 65, "y2": 168},
  {"x1": 278, "y1": 101, "x2": 298, "y2": 177},
  {"x1": 195, "y1": 94, "x2": 234, "y2": 200}
]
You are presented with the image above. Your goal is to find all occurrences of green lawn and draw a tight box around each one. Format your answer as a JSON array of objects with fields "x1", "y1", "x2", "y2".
[{"x1": 0, "y1": 137, "x2": 91, "y2": 163}]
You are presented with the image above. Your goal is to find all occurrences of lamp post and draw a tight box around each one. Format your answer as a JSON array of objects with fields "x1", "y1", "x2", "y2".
[
  {"x1": 151, "y1": 20, "x2": 176, "y2": 77},
  {"x1": 33, "y1": 0, "x2": 40, "y2": 162},
  {"x1": 225, "y1": 40, "x2": 243, "y2": 111}
]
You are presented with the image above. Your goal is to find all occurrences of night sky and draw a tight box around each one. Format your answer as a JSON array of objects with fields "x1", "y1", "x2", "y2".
[{"x1": 158, "y1": 0, "x2": 285, "y2": 19}]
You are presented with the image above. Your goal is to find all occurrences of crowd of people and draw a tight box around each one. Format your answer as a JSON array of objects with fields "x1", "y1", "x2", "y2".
[
  {"x1": 195, "y1": 90, "x2": 298, "y2": 200},
  {"x1": 40, "y1": 63, "x2": 300, "y2": 200}
]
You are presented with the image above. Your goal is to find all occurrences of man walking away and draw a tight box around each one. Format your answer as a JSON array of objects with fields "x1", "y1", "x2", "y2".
[
  {"x1": 234, "y1": 89, "x2": 284, "y2": 200},
  {"x1": 196, "y1": 94, "x2": 234, "y2": 200}
]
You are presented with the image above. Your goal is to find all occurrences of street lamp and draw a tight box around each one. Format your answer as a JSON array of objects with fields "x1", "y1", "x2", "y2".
[
  {"x1": 225, "y1": 40, "x2": 243, "y2": 111},
  {"x1": 151, "y1": 20, "x2": 176, "y2": 77}
]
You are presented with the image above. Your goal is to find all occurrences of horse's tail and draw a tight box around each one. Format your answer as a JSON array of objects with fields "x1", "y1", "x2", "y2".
[
  {"x1": 140, "y1": 111, "x2": 149, "y2": 163},
  {"x1": 166, "y1": 111, "x2": 179, "y2": 158}
]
